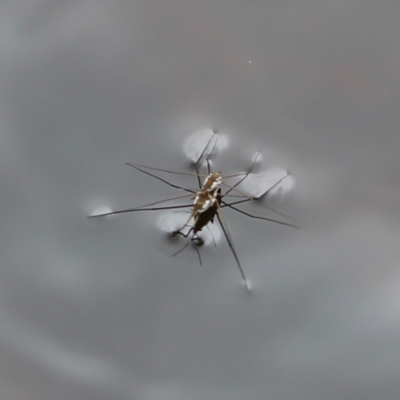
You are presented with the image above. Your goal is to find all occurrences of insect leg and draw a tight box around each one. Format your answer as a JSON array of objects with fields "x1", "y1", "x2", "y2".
[
  {"x1": 223, "y1": 152, "x2": 261, "y2": 196},
  {"x1": 126, "y1": 163, "x2": 206, "y2": 178},
  {"x1": 125, "y1": 163, "x2": 196, "y2": 193},
  {"x1": 194, "y1": 132, "x2": 217, "y2": 187},
  {"x1": 172, "y1": 236, "x2": 191, "y2": 257},
  {"x1": 205, "y1": 135, "x2": 218, "y2": 174},
  {"x1": 222, "y1": 172, "x2": 299, "y2": 223},
  {"x1": 193, "y1": 244, "x2": 202, "y2": 265},
  {"x1": 132, "y1": 193, "x2": 194, "y2": 209},
  {"x1": 206, "y1": 225, "x2": 217, "y2": 247},
  {"x1": 171, "y1": 211, "x2": 195, "y2": 237},
  {"x1": 221, "y1": 201, "x2": 299, "y2": 228},
  {"x1": 221, "y1": 197, "x2": 298, "y2": 224},
  {"x1": 172, "y1": 233, "x2": 203, "y2": 265},
  {"x1": 89, "y1": 203, "x2": 194, "y2": 218},
  {"x1": 215, "y1": 204, "x2": 250, "y2": 291}
]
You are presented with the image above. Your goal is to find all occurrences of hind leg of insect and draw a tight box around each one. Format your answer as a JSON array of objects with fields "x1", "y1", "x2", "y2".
[{"x1": 220, "y1": 172, "x2": 299, "y2": 227}]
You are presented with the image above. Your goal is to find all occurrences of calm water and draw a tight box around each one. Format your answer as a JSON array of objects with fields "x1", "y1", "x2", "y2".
[{"x1": 1, "y1": 2, "x2": 399, "y2": 399}]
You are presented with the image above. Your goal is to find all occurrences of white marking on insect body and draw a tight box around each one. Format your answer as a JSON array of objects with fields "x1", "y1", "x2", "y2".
[
  {"x1": 202, "y1": 172, "x2": 222, "y2": 192},
  {"x1": 200, "y1": 198, "x2": 212, "y2": 212},
  {"x1": 202, "y1": 174, "x2": 211, "y2": 187},
  {"x1": 192, "y1": 191, "x2": 217, "y2": 217},
  {"x1": 208, "y1": 175, "x2": 222, "y2": 191}
]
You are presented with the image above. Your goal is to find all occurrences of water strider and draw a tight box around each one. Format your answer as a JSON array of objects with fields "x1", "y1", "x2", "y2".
[{"x1": 89, "y1": 133, "x2": 298, "y2": 291}]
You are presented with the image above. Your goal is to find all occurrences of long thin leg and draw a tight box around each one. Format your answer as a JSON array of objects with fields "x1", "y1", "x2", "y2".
[
  {"x1": 193, "y1": 244, "x2": 202, "y2": 265},
  {"x1": 221, "y1": 181, "x2": 251, "y2": 198},
  {"x1": 222, "y1": 171, "x2": 299, "y2": 223},
  {"x1": 221, "y1": 202, "x2": 299, "y2": 228},
  {"x1": 88, "y1": 203, "x2": 194, "y2": 218},
  {"x1": 205, "y1": 135, "x2": 218, "y2": 174},
  {"x1": 222, "y1": 172, "x2": 253, "y2": 179},
  {"x1": 194, "y1": 132, "x2": 217, "y2": 188},
  {"x1": 248, "y1": 171, "x2": 290, "y2": 200},
  {"x1": 172, "y1": 237, "x2": 191, "y2": 257},
  {"x1": 132, "y1": 193, "x2": 194, "y2": 209},
  {"x1": 223, "y1": 152, "x2": 260, "y2": 196},
  {"x1": 125, "y1": 163, "x2": 196, "y2": 194},
  {"x1": 221, "y1": 198, "x2": 298, "y2": 224},
  {"x1": 172, "y1": 225, "x2": 193, "y2": 238},
  {"x1": 216, "y1": 205, "x2": 250, "y2": 291},
  {"x1": 194, "y1": 132, "x2": 217, "y2": 165},
  {"x1": 172, "y1": 213, "x2": 195, "y2": 236},
  {"x1": 222, "y1": 172, "x2": 298, "y2": 226},
  {"x1": 191, "y1": 234, "x2": 204, "y2": 265},
  {"x1": 172, "y1": 236, "x2": 203, "y2": 265},
  {"x1": 171, "y1": 229, "x2": 203, "y2": 265},
  {"x1": 126, "y1": 163, "x2": 207, "y2": 178},
  {"x1": 207, "y1": 225, "x2": 217, "y2": 247}
]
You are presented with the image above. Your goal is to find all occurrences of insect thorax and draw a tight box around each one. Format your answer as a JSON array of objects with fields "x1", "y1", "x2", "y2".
[
  {"x1": 192, "y1": 172, "x2": 222, "y2": 223},
  {"x1": 193, "y1": 192, "x2": 217, "y2": 216},
  {"x1": 202, "y1": 172, "x2": 222, "y2": 193}
]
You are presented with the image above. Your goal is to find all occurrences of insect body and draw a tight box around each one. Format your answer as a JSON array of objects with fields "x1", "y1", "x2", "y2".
[
  {"x1": 171, "y1": 177, "x2": 222, "y2": 258},
  {"x1": 177, "y1": 172, "x2": 222, "y2": 237},
  {"x1": 89, "y1": 134, "x2": 298, "y2": 290}
]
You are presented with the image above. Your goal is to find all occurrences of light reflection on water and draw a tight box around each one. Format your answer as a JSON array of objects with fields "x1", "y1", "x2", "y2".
[
  {"x1": 183, "y1": 128, "x2": 229, "y2": 164},
  {"x1": 239, "y1": 168, "x2": 295, "y2": 199},
  {"x1": 157, "y1": 211, "x2": 222, "y2": 247},
  {"x1": 3, "y1": 1, "x2": 400, "y2": 399}
]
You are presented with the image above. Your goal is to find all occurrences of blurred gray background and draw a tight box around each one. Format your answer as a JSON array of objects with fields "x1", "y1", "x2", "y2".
[{"x1": 1, "y1": 1, "x2": 400, "y2": 399}]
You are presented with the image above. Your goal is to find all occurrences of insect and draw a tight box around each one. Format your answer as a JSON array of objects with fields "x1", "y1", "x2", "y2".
[{"x1": 89, "y1": 133, "x2": 298, "y2": 290}]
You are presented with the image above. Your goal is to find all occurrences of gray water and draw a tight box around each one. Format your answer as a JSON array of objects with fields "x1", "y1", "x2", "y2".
[{"x1": 1, "y1": 2, "x2": 400, "y2": 399}]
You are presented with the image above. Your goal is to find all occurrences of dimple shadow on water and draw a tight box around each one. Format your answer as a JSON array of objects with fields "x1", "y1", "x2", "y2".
[{"x1": 183, "y1": 128, "x2": 229, "y2": 165}]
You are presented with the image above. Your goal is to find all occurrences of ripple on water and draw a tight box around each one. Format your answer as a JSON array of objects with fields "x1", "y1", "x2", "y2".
[
  {"x1": 239, "y1": 167, "x2": 295, "y2": 199},
  {"x1": 183, "y1": 128, "x2": 229, "y2": 164},
  {"x1": 156, "y1": 212, "x2": 221, "y2": 247}
]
